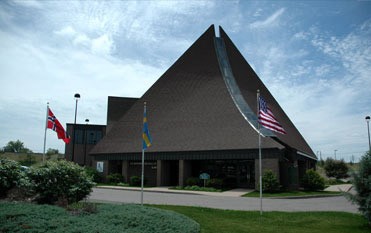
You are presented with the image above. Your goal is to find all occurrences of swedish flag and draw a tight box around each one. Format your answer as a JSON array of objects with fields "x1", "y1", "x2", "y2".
[{"x1": 142, "y1": 104, "x2": 152, "y2": 150}]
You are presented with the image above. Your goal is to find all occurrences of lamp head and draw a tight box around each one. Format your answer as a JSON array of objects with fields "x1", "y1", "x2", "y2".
[
  {"x1": 366, "y1": 116, "x2": 370, "y2": 122},
  {"x1": 74, "y1": 93, "x2": 80, "y2": 99}
]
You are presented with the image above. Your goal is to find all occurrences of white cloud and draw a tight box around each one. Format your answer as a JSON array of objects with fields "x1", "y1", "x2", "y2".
[
  {"x1": 250, "y1": 8, "x2": 285, "y2": 29},
  {"x1": 54, "y1": 26, "x2": 77, "y2": 37},
  {"x1": 11, "y1": 0, "x2": 43, "y2": 9},
  {"x1": 91, "y1": 34, "x2": 115, "y2": 56}
]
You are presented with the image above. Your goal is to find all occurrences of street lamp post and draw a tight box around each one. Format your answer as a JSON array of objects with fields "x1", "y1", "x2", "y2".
[
  {"x1": 366, "y1": 116, "x2": 370, "y2": 152},
  {"x1": 71, "y1": 93, "x2": 80, "y2": 162},
  {"x1": 84, "y1": 119, "x2": 89, "y2": 166},
  {"x1": 334, "y1": 149, "x2": 337, "y2": 160}
]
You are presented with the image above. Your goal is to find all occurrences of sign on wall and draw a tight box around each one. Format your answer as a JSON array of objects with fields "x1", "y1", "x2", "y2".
[{"x1": 96, "y1": 161, "x2": 104, "y2": 173}]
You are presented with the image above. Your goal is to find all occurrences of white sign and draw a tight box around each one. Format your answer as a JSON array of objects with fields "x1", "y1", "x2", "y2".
[{"x1": 96, "y1": 161, "x2": 104, "y2": 173}]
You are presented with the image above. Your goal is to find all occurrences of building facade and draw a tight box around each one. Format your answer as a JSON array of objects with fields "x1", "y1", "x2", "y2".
[{"x1": 69, "y1": 25, "x2": 317, "y2": 189}]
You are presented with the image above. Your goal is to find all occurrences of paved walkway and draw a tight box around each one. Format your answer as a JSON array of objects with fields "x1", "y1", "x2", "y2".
[
  {"x1": 324, "y1": 184, "x2": 353, "y2": 192},
  {"x1": 97, "y1": 186, "x2": 253, "y2": 197},
  {"x1": 88, "y1": 186, "x2": 359, "y2": 213}
]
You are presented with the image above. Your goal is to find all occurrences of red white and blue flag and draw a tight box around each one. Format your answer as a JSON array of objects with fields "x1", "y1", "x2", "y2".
[
  {"x1": 258, "y1": 96, "x2": 286, "y2": 135},
  {"x1": 47, "y1": 107, "x2": 70, "y2": 144}
]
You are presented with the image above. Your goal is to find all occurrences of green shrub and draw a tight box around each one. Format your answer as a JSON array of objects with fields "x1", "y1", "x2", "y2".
[
  {"x1": 66, "y1": 202, "x2": 98, "y2": 215},
  {"x1": 222, "y1": 177, "x2": 237, "y2": 189},
  {"x1": 0, "y1": 202, "x2": 200, "y2": 233},
  {"x1": 130, "y1": 176, "x2": 141, "y2": 186},
  {"x1": 262, "y1": 170, "x2": 280, "y2": 193},
  {"x1": 28, "y1": 160, "x2": 94, "y2": 205},
  {"x1": 349, "y1": 151, "x2": 371, "y2": 226},
  {"x1": 186, "y1": 177, "x2": 200, "y2": 186},
  {"x1": 84, "y1": 166, "x2": 103, "y2": 183},
  {"x1": 106, "y1": 173, "x2": 124, "y2": 184},
  {"x1": 206, "y1": 178, "x2": 223, "y2": 189},
  {"x1": 183, "y1": 185, "x2": 220, "y2": 192},
  {"x1": 324, "y1": 158, "x2": 349, "y2": 179},
  {"x1": 0, "y1": 158, "x2": 21, "y2": 197},
  {"x1": 301, "y1": 169, "x2": 326, "y2": 191}
]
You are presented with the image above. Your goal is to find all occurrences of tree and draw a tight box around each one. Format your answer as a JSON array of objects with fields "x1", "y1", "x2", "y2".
[
  {"x1": 324, "y1": 158, "x2": 349, "y2": 179},
  {"x1": 46, "y1": 148, "x2": 59, "y2": 155},
  {"x1": 28, "y1": 160, "x2": 94, "y2": 206},
  {"x1": 348, "y1": 151, "x2": 371, "y2": 226},
  {"x1": 262, "y1": 170, "x2": 280, "y2": 193},
  {"x1": 301, "y1": 169, "x2": 325, "y2": 191},
  {"x1": 3, "y1": 140, "x2": 32, "y2": 153}
]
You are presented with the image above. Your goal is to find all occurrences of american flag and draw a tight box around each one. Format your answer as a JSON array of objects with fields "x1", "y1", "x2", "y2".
[{"x1": 258, "y1": 96, "x2": 286, "y2": 135}]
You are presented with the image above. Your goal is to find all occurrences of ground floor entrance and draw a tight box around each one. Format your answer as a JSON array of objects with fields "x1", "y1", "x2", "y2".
[
  {"x1": 189, "y1": 159, "x2": 255, "y2": 189},
  {"x1": 95, "y1": 152, "x2": 316, "y2": 189},
  {"x1": 103, "y1": 159, "x2": 255, "y2": 188}
]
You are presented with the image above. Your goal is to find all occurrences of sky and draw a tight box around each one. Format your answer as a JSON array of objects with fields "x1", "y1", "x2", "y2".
[{"x1": 0, "y1": 0, "x2": 370, "y2": 161}]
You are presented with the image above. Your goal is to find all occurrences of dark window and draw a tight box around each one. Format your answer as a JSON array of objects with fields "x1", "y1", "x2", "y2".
[
  {"x1": 86, "y1": 130, "x2": 102, "y2": 145},
  {"x1": 74, "y1": 129, "x2": 84, "y2": 144},
  {"x1": 73, "y1": 129, "x2": 103, "y2": 145}
]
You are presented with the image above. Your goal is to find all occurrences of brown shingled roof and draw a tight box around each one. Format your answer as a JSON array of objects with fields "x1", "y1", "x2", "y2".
[{"x1": 90, "y1": 25, "x2": 315, "y2": 159}]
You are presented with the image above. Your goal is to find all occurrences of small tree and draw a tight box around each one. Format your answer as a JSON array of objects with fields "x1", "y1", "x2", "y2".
[
  {"x1": 46, "y1": 148, "x2": 59, "y2": 155},
  {"x1": 301, "y1": 169, "x2": 325, "y2": 191},
  {"x1": 107, "y1": 173, "x2": 124, "y2": 184},
  {"x1": 0, "y1": 158, "x2": 21, "y2": 197},
  {"x1": 130, "y1": 176, "x2": 141, "y2": 187},
  {"x1": 28, "y1": 160, "x2": 94, "y2": 206},
  {"x1": 324, "y1": 158, "x2": 349, "y2": 179},
  {"x1": 3, "y1": 140, "x2": 32, "y2": 153},
  {"x1": 262, "y1": 170, "x2": 280, "y2": 193},
  {"x1": 348, "y1": 151, "x2": 371, "y2": 226}
]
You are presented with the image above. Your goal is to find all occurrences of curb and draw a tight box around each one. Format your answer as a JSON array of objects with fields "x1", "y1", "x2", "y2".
[
  {"x1": 266, "y1": 194, "x2": 343, "y2": 199},
  {"x1": 95, "y1": 186, "x2": 203, "y2": 196}
]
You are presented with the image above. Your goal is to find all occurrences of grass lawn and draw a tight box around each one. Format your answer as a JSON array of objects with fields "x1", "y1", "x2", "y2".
[
  {"x1": 154, "y1": 205, "x2": 369, "y2": 233},
  {"x1": 243, "y1": 190, "x2": 342, "y2": 198}
]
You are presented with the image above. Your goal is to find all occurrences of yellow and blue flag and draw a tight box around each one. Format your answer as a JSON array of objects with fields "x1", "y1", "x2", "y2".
[{"x1": 142, "y1": 104, "x2": 152, "y2": 150}]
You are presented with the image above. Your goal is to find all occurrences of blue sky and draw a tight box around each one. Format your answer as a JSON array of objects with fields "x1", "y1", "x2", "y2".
[{"x1": 0, "y1": 0, "x2": 370, "y2": 161}]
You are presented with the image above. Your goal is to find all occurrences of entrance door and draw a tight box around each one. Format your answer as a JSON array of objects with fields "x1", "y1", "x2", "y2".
[{"x1": 237, "y1": 161, "x2": 254, "y2": 188}]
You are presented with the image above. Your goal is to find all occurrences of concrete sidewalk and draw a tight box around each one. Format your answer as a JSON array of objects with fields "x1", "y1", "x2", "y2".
[
  {"x1": 97, "y1": 186, "x2": 253, "y2": 197},
  {"x1": 96, "y1": 184, "x2": 353, "y2": 197},
  {"x1": 324, "y1": 184, "x2": 353, "y2": 192}
]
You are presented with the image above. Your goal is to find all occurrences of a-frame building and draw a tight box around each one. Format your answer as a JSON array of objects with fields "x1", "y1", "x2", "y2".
[{"x1": 89, "y1": 25, "x2": 316, "y2": 189}]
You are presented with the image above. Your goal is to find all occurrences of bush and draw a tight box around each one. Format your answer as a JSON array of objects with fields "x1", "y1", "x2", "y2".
[
  {"x1": 28, "y1": 160, "x2": 94, "y2": 205},
  {"x1": 301, "y1": 169, "x2": 326, "y2": 191},
  {"x1": 84, "y1": 167, "x2": 103, "y2": 183},
  {"x1": 206, "y1": 178, "x2": 223, "y2": 189},
  {"x1": 324, "y1": 158, "x2": 349, "y2": 179},
  {"x1": 349, "y1": 151, "x2": 371, "y2": 226},
  {"x1": 0, "y1": 158, "x2": 21, "y2": 197},
  {"x1": 222, "y1": 177, "x2": 237, "y2": 189},
  {"x1": 262, "y1": 170, "x2": 280, "y2": 193},
  {"x1": 185, "y1": 177, "x2": 200, "y2": 186},
  {"x1": 106, "y1": 173, "x2": 124, "y2": 184},
  {"x1": 130, "y1": 176, "x2": 142, "y2": 187},
  {"x1": 181, "y1": 185, "x2": 220, "y2": 192},
  {"x1": 0, "y1": 202, "x2": 200, "y2": 233}
]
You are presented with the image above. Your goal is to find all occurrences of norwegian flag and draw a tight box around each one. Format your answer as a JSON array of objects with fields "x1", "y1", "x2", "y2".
[
  {"x1": 47, "y1": 108, "x2": 70, "y2": 144},
  {"x1": 258, "y1": 96, "x2": 287, "y2": 135}
]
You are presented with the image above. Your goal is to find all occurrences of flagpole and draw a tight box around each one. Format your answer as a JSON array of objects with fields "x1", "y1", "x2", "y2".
[
  {"x1": 141, "y1": 148, "x2": 144, "y2": 205},
  {"x1": 141, "y1": 102, "x2": 146, "y2": 206},
  {"x1": 257, "y1": 90, "x2": 263, "y2": 215},
  {"x1": 42, "y1": 102, "x2": 49, "y2": 163}
]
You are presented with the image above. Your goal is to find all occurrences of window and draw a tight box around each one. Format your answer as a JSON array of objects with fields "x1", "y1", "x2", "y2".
[{"x1": 73, "y1": 129, "x2": 103, "y2": 145}]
